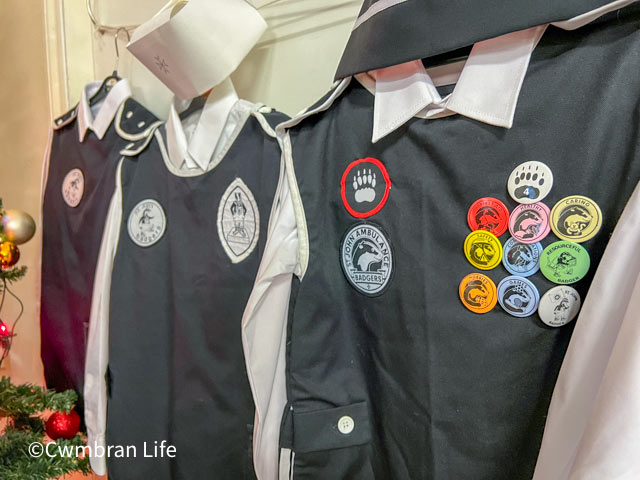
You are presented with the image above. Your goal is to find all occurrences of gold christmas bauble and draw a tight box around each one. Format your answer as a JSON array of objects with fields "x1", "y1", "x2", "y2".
[
  {"x1": 0, "y1": 241, "x2": 20, "y2": 268},
  {"x1": 1, "y1": 209, "x2": 36, "y2": 245}
]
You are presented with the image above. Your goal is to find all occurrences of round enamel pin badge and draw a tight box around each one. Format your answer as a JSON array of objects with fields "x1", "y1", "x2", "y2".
[
  {"x1": 540, "y1": 241, "x2": 590, "y2": 284},
  {"x1": 502, "y1": 237, "x2": 542, "y2": 277},
  {"x1": 217, "y1": 178, "x2": 259, "y2": 264},
  {"x1": 467, "y1": 197, "x2": 510, "y2": 236},
  {"x1": 538, "y1": 285, "x2": 581, "y2": 327},
  {"x1": 340, "y1": 157, "x2": 391, "y2": 218},
  {"x1": 62, "y1": 168, "x2": 85, "y2": 208},
  {"x1": 340, "y1": 222, "x2": 393, "y2": 296},
  {"x1": 127, "y1": 199, "x2": 166, "y2": 247},
  {"x1": 464, "y1": 230, "x2": 503, "y2": 270},
  {"x1": 507, "y1": 161, "x2": 553, "y2": 204},
  {"x1": 550, "y1": 195, "x2": 602, "y2": 243},
  {"x1": 497, "y1": 276, "x2": 540, "y2": 318},
  {"x1": 459, "y1": 273, "x2": 497, "y2": 314},
  {"x1": 508, "y1": 202, "x2": 551, "y2": 244}
]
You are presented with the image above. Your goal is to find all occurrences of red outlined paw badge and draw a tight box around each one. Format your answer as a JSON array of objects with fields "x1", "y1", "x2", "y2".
[{"x1": 340, "y1": 157, "x2": 391, "y2": 218}]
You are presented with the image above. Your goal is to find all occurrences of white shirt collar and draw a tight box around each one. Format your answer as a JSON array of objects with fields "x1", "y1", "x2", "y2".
[
  {"x1": 361, "y1": 25, "x2": 547, "y2": 143},
  {"x1": 165, "y1": 77, "x2": 239, "y2": 171},
  {"x1": 77, "y1": 79, "x2": 131, "y2": 142}
]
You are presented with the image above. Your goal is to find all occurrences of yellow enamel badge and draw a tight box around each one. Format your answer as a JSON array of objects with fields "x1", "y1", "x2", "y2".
[
  {"x1": 464, "y1": 231, "x2": 503, "y2": 270},
  {"x1": 459, "y1": 273, "x2": 498, "y2": 314},
  {"x1": 550, "y1": 195, "x2": 602, "y2": 243}
]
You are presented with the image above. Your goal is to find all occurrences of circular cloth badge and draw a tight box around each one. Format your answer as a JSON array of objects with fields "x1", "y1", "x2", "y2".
[
  {"x1": 508, "y1": 202, "x2": 551, "y2": 244},
  {"x1": 538, "y1": 285, "x2": 581, "y2": 327},
  {"x1": 62, "y1": 168, "x2": 85, "y2": 208},
  {"x1": 340, "y1": 222, "x2": 393, "y2": 296},
  {"x1": 507, "y1": 161, "x2": 553, "y2": 204},
  {"x1": 463, "y1": 231, "x2": 503, "y2": 270},
  {"x1": 127, "y1": 199, "x2": 167, "y2": 248},
  {"x1": 497, "y1": 276, "x2": 540, "y2": 317},
  {"x1": 341, "y1": 157, "x2": 391, "y2": 218},
  {"x1": 502, "y1": 237, "x2": 542, "y2": 277},
  {"x1": 550, "y1": 195, "x2": 603, "y2": 243},
  {"x1": 540, "y1": 241, "x2": 590, "y2": 284},
  {"x1": 459, "y1": 273, "x2": 497, "y2": 314},
  {"x1": 467, "y1": 197, "x2": 509, "y2": 236}
]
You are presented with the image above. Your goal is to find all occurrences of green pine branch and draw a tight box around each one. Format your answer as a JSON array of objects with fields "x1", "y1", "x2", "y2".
[
  {"x1": 0, "y1": 377, "x2": 77, "y2": 418},
  {"x1": 0, "y1": 427, "x2": 91, "y2": 480}
]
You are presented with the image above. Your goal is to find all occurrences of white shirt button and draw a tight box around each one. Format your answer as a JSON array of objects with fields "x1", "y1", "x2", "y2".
[
  {"x1": 258, "y1": 106, "x2": 272, "y2": 114},
  {"x1": 337, "y1": 415, "x2": 355, "y2": 434}
]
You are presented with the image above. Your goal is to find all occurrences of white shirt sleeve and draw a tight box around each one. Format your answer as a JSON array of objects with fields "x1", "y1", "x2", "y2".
[
  {"x1": 533, "y1": 180, "x2": 640, "y2": 480},
  {"x1": 83, "y1": 158, "x2": 124, "y2": 476},
  {"x1": 242, "y1": 146, "x2": 301, "y2": 480}
]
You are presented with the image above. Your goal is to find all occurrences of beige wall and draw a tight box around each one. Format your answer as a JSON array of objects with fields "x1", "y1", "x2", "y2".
[{"x1": 0, "y1": 1, "x2": 50, "y2": 386}]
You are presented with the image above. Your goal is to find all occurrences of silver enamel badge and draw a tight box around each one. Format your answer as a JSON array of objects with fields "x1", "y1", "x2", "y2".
[
  {"x1": 127, "y1": 199, "x2": 166, "y2": 247},
  {"x1": 217, "y1": 178, "x2": 259, "y2": 263},
  {"x1": 62, "y1": 168, "x2": 85, "y2": 207}
]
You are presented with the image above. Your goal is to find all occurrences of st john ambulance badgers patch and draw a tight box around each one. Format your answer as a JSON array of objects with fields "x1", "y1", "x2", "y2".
[
  {"x1": 217, "y1": 178, "x2": 259, "y2": 263},
  {"x1": 341, "y1": 222, "x2": 393, "y2": 296},
  {"x1": 62, "y1": 168, "x2": 85, "y2": 207},
  {"x1": 127, "y1": 199, "x2": 166, "y2": 247}
]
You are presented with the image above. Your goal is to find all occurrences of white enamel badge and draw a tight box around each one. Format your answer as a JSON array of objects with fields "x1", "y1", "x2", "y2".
[
  {"x1": 62, "y1": 168, "x2": 85, "y2": 207},
  {"x1": 127, "y1": 199, "x2": 166, "y2": 247},
  {"x1": 341, "y1": 222, "x2": 393, "y2": 296},
  {"x1": 217, "y1": 178, "x2": 259, "y2": 263}
]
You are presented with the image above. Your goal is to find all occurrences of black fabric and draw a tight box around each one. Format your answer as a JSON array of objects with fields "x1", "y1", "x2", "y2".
[
  {"x1": 106, "y1": 110, "x2": 284, "y2": 479},
  {"x1": 40, "y1": 98, "x2": 155, "y2": 410},
  {"x1": 336, "y1": 0, "x2": 621, "y2": 79},
  {"x1": 287, "y1": 11, "x2": 640, "y2": 479}
]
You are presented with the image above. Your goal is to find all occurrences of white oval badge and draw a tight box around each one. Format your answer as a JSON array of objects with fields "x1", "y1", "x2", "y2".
[
  {"x1": 62, "y1": 168, "x2": 85, "y2": 208},
  {"x1": 127, "y1": 199, "x2": 167, "y2": 247},
  {"x1": 217, "y1": 178, "x2": 259, "y2": 264},
  {"x1": 340, "y1": 222, "x2": 393, "y2": 296}
]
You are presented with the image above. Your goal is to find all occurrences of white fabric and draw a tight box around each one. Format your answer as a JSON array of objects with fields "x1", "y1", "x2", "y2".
[
  {"x1": 533, "y1": 183, "x2": 640, "y2": 480},
  {"x1": 83, "y1": 159, "x2": 125, "y2": 476},
  {"x1": 127, "y1": 0, "x2": 266, "y2": 99},
  {"x1": 370, "y1": 25, "x2": 545, "y2": 142},
  {"x1": 165, "y1": 78, "x2": 240, "y2": 172},
  {"x1": 243, "y1": 176, "x2": 298, "y2": 480},
  {"x1": 77, "y1": 79, "x2": 132, "y2": 142}
]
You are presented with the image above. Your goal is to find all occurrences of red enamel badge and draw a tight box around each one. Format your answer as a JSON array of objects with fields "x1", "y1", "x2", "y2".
[
  {"x1": 340, "y1": 157, "x2": 391, "y2": 218},
  {"x1": 467, "y1": 197, "x2": 510, "y2": 236}
]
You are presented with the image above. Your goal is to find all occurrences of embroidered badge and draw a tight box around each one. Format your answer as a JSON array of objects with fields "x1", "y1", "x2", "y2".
[
  {"x1": 62, "y1": 168, "x2": 85, "y2": 208},
  {"x1": 458, "y1": 273, "x2": 497, "y2": 314},
  {"x1": 550, "y1": 195, "x2": 602, "y2": 243},
  {"x1": 340, "y1": 157, "x2": 391, "y2": 218},
  {"x1": 217, "y1": 178, "x2": 259, "y2": 263},
  {"x1": 127, "y1": 199, "x2": 166, "y2": 247},
  {"x1": 340, "y1": 222, "x2": 393, "y2": 296},
  {"x1": 497, "y1": 276, "x2": 540, "y2": 318}
]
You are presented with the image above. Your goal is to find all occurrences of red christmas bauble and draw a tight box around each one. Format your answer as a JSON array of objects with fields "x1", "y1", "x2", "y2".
[{"x1": 45, "y1": 410, "x2": 81, "y2": 440}]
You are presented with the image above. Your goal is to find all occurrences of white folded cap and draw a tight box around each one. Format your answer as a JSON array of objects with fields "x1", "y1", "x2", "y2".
[{"x1": 127, "y1": 0, "x2": 267, "y2": 99}]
